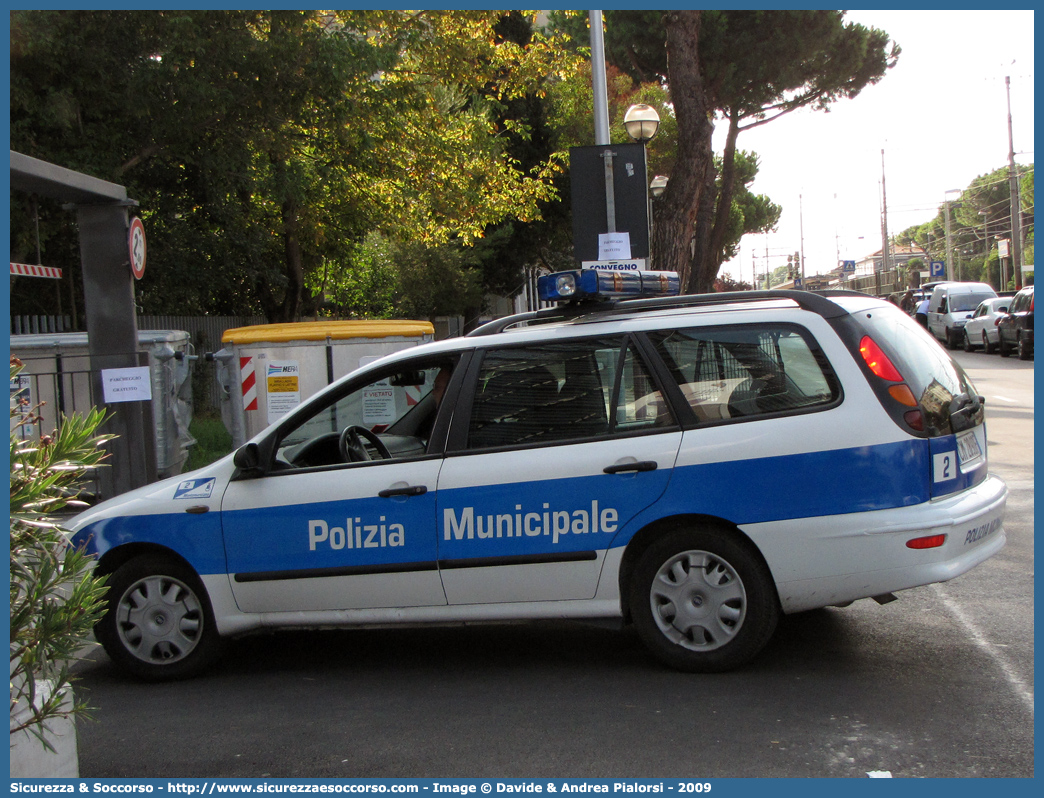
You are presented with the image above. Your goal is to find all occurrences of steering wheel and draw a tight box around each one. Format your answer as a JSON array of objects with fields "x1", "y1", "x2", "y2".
[{"x1": 338, "y1": 425, "x2": 392, "y2": 462}]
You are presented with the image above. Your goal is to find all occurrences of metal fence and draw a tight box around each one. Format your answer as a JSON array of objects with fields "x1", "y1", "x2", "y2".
[
  {"x1": 842, "y1": 269, "x2": 904, "y2": 297},
  {"x1": 11, "y1": 314, "x2": 266, "y2": 416},
  {"x1": 11, "y1": 349, "x2": 154, "y2": 499},
  {"x1": 11, "y1": 314, "x2": 75, "y2": 335}
]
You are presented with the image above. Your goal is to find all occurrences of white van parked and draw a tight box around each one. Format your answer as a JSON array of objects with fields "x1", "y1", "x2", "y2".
[{"x1": 928, "y1": 282, "x2": 998, "y2": 349}]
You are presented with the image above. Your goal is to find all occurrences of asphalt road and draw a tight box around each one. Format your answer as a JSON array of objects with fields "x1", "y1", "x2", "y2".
[{"x1": 72, "y1": 349, "x2": 1034, "y2": 779}]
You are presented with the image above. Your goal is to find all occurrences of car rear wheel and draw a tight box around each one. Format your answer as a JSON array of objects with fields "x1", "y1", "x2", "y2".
[
  {"x1": 96, "y1": 555, "x2": 223, "y2": 680},
  {"x1": 1017, "y1": 335, "x2": 1032, "y2": 360},
  {"x1": 982, "y1": 331, "x2": 994, "y2": 354},
  {"x1": 629, "y1": 527, "x2": 779, "y2": 672}
]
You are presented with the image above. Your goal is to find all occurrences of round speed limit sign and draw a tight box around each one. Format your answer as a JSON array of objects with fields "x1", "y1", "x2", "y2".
[{"x1": 128, "y1": 217, "x2": 147, "y2": 280}]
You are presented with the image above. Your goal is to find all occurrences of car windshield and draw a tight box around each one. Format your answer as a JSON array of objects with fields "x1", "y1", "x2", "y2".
[{"x1": 952, "y1": 293, "x2": 995, "y2": 312}]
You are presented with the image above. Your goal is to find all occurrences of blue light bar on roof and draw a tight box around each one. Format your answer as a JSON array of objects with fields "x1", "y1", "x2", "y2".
[{"x1": 537, "y1": 269, "x2": 681, "y2": 303}]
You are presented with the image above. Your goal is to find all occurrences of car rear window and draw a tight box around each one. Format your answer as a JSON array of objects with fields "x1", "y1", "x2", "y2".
[{"x1": 855, "y1": 306, "x2": 980, "y2": 436}]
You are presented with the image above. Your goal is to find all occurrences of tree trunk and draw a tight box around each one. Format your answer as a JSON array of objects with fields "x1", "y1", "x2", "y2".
[
  {"x1": 689, "y1": 113, "x2": 741, "y2": 294},
  {"x1": 279, "y1": 196, "x2": 304, "y2": 322},
  {"x1": 649, "y1": 10, "x2": 713, "y2": 288},
  {"x1": 687, "y1": 157, "x2": 718, "y2": 294}
]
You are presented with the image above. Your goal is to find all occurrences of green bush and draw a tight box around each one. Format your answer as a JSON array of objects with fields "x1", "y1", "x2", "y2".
[{"x1": 10, "y1": 358, "x2": 111, "y2": 748}]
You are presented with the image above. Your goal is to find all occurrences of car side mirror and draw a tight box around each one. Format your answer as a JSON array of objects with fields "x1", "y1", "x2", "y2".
[{"x1": 233, "y1": 442, "x2": 264, "y2": 476}]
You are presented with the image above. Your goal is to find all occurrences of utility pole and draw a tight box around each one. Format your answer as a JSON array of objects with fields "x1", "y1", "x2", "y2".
[
  {"x1": 880, "y1": 149, "x2": 891, "y2": 274},
  {"x1": 799, "y1": 194, "x2": 806, "y2": 285},
  {"x1": 1006, "y1": 76, "x2": 1024, "y2": 289},
  {"x1": 943, "y1": 189, "x2": 961, "y2": 282},
  {"x1": 945, "y1": 196, "x2": 954, "y2": 281}
]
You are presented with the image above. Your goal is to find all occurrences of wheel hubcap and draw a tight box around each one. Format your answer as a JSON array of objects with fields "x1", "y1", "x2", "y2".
[
  {"x1": 650, "y1": 550, "x2": 746, "y2": 652},
  {"x1": 116, "y1": 575, "x2": 203, "y2": 665}
]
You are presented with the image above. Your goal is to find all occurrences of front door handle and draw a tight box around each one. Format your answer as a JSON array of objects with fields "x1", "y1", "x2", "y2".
[
  {"x1": 378, "y1": 485, "x2": 428, "y2": 498},
  {"x1": 603, "y1": 461, "x2": 658, "y2": 475}
]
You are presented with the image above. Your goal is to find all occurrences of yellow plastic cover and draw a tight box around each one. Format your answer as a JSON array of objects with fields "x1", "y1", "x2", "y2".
[{"x1": 222, "y1": 320, "x2": 434, "y2": 345}]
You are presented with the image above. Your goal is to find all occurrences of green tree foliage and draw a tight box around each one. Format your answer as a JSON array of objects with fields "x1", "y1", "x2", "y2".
[
  {"x1": 10, "y1": 359, "x2": 112, "y2": 747},
  {"x1": 900, "y1": 164, "x2": 1034, "y2": 289},
  {"x1": 10, "y1": 10, "x2": 581, "y2": 322}
]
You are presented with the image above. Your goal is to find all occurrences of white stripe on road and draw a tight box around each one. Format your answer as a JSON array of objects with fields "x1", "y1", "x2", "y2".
[{"x1": 932, "y1": 583, "x2": 1034, "y2": 716}]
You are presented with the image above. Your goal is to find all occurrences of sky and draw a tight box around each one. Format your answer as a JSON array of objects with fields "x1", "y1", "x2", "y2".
[{"x1": 718, "y1": 8, "x2": 1035, "y2": 286}]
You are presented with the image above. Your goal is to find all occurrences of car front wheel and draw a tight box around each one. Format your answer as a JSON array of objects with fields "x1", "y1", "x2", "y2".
[
  {"x1": 963, "y1": 331, "x2": 975, "y2": 352},
  {"x1": 982, "y1": 331, "x2": 994, "y2": 354},
  {"x1": 96, "y1": 554, "x2": 223, "y2": 680},
  {"x1": 629, "y1": 527, "x2": 779, "y2": 672}
]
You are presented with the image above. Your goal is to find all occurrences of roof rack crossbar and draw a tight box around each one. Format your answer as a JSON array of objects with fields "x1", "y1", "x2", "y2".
[
  {"x1": 615, "y1": 289, "x2": 857, "y2": 319},
  {"x1": 467, "y1": 288, "x2": 867, "y2": 337}
]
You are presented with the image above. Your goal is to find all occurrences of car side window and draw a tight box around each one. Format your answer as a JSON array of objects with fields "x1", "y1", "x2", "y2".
[
  {"x1": 648, "y1": 324, "x2": 839, "y2": 423},
  {"x1": 272, "y1": 359, "x2": 454, "y2": 469},
  {"x1": 465, "y1": 338, "x2": 673, "y2": 450}
]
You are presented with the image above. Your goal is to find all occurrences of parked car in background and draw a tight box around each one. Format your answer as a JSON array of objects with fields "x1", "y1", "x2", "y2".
[
  {"x1": 928, "y1": 282, "x2": 999, "y2": 349},
  {"x1": 963, "y1": 297, "x2": 1011, "y2": 353},
  {"x1": 997, "y1": 285, "x2": 1034, "y2": 360}
]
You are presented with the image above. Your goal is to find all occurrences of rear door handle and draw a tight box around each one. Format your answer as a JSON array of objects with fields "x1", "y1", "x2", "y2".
[
  {"x1": 378, "y1": 485, "x2": 428, "y2": 498},
  {"x1": 603, "y1": 461, "x2": 658, "y2": 475}
]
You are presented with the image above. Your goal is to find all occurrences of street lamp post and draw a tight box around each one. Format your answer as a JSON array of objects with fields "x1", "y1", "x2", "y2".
[{"x1": 624, "y1": 104, "x2": 660, "y2": 266}]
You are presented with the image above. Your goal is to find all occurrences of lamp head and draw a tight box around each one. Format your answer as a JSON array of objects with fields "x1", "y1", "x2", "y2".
[{"x1": 624, "y1": 104, "x2": 660, "y2": 142}]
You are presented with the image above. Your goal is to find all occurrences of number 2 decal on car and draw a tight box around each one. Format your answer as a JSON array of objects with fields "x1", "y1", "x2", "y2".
[{"x1": 933, "y1": 451, "x2": 956, "y2": 483}]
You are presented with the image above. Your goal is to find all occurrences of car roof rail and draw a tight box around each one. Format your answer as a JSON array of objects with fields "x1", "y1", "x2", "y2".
[{"x1": 468, "y1": 289, "x2": 865, "y2": 337}]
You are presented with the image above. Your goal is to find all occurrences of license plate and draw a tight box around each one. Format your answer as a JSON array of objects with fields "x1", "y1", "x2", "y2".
[{"x1": 956, "y1": 430, "x2": 982, "y2": 466}]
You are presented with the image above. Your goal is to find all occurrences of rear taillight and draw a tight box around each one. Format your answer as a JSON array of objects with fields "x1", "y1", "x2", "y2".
[
  {"x1": 859, "y1": 336, "x2": 903, "y2": 381},
  {"x1": 887, "y1": 384, "x2": 918, "y2": 407},
  {"x1": 860, "y1": 336, "x2": 924, "y2": 431}
]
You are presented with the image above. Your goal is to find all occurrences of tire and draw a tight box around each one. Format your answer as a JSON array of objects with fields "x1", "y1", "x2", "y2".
[
  {"x1": 963, "y1": 330, "x2": 975, "y2": 352},
  {"x1": 1017, "y1": 335, "x2": 1032, "y2": 360},
  {"x1": 946, "y1": 328, "x2": 960, "y2": 350},
  {"x1": 982, "y1": 332, "x2": 994, "y2": 355},
  {"x1": 96, "y1": 554, "x2": 223, "y2": 680},
  {"x1": 629, "y1": 527, "x2": 779, "y2": 673}
]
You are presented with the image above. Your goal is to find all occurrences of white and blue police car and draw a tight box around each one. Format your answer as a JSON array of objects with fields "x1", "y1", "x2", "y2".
[{"x1": 68, "y1": 270, "x2": 1007, "y2": 679}]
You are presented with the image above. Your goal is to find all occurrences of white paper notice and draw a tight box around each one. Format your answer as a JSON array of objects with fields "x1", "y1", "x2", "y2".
[
  {"x1": 101, "y1": 367, "x2": 153, "y2": 403},
  {"x1": 598, "y1": 232, "x2": 632, "y2": 261},
  {"x1": 266, "y1": 361, "x2": 301, "y2": 424},
  {"x1": 363, "y1": 386, "x2": 397, "y2": 425}
]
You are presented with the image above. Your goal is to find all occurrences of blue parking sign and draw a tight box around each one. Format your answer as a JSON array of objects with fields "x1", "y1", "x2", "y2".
[{"x1": 930, "y1": 260, "x2": 946, "y2": 278}]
